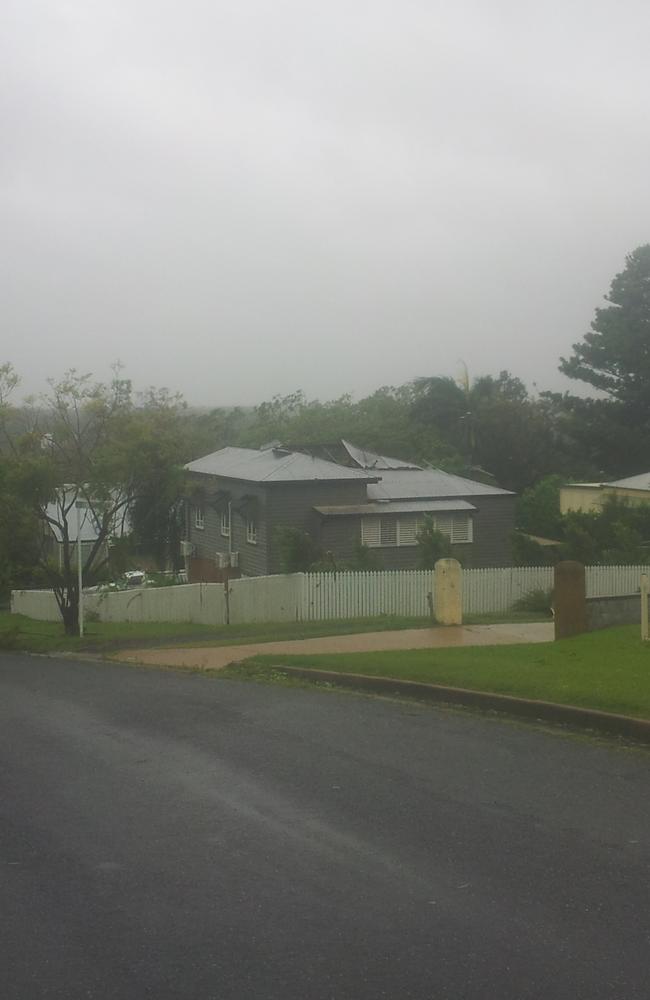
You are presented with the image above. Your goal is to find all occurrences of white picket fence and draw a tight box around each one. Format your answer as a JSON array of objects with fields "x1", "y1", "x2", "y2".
[
  {"x1": 463, "y1": 566, "x2": 553, "y2": 614},
  {"x1": 10, "y1": 583, "x2": 227, "y2": 625},
  {"x1": 303, "y1": 570, "x2": 434, "y2": 619},
  {"x1": 585, "y1": 564, "x2": 650, "y2": 598},
  {"x1": 11, "y1": 564, "x2": 650, "y2": 627}
]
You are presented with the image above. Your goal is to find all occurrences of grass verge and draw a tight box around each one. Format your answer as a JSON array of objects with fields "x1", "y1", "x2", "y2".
[
  {"x1": 0, "y1": 609, "x2": 549, "y2": 656},
  {"x1": 0, "y1": 612, "x2": 440, "y2": 655},
  {"x1": 243, "y1": 625, "x2": 650, "y2": 720}
]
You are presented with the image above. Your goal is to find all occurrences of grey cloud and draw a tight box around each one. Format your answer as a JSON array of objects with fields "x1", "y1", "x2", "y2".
[{"x1": 3, "y1": 0, "x2": 650, "y2": 404}]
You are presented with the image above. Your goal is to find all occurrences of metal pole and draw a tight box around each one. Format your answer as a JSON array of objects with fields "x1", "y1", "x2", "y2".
[
  {"x1": 77, "y1": 502, "x2": 84, "y2": 638},
  {"x1": 641, "y1": 573, "x2": 649, "y2": 641}
]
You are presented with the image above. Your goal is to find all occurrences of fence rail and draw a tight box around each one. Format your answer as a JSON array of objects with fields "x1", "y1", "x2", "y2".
[{"x1": 11, "y1": 564, "x2": 650, "y2": 627}]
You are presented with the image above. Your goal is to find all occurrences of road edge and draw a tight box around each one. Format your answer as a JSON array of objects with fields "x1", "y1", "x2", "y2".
[{"x1": 263, "y1": 665, "x2": 650, "y2": 743}]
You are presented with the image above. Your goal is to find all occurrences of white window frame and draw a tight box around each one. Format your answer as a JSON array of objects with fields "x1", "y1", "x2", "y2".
[
  {"x1": 361, "y1": 513, "x2": 473, "y2": 547},
  {"x1": 194, "y1": 505, "x2": 205, "y2": 530},
  {"x1": 221, "y1": 510, "x2": 230, "y2": 538},
  {"x1": 246, "y1": 519, "x2": 258, "y2": 545},
  {"x1": 431, "y1": 513, "x2": 473, "y2": 544}
]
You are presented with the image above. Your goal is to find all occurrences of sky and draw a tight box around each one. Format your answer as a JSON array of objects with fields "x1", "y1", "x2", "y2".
[{"x1": 3, "y1": 0, "x2": 650, "y2": 407}]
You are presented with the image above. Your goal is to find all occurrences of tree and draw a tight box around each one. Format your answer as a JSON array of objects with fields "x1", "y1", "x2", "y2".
[
  {"x1": 538, "y1": 392, "x2": 637, "y2": 480},
  {"x1": 516, "y1": 475, "x2": 564, "y2": 539},
  {"x1": 0, "y1": 366, "x2": 188, "y2": 634},
  {"x1": 0, "y1": 463, "x2": 44, "y2": 601},
  {"x1": 236, "y1": 385, "x2": 458, "y2": 470},
  {"x1": 411, "y1": 370, "x2": 565, "y2": 492},
  {"x1": 560, "y1": 245, "x2": 650, "y2": 421},
  {"x1": 559, "y1": 498, "x2": 650, "y2": 565}
]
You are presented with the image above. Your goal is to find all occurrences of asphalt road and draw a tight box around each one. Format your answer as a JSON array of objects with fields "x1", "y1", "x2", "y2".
[{"x1": 1, "y1": 655, "x2": 649, "y2": 1000}]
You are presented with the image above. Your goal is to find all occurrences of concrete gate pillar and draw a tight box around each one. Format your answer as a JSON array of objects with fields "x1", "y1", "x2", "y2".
[{"x1": 434, "y1": 558, "x2": 463, "y2": 625}]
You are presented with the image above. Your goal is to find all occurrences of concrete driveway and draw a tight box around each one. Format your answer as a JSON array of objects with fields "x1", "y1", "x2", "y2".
[{"x1": 117, "y1": 621, "x2": 553, "y2": 670}]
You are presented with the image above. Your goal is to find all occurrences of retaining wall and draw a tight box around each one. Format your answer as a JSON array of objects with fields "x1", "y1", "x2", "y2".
[{"x1": 586, "y1": 594, "x2": 644, "y2": 631}]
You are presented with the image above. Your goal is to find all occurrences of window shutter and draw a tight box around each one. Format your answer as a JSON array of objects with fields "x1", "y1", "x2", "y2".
[
  {"x1": 361, "y1": 518, "x2": 381, "y2": 547},
  {"x1": 434, "y1": 515, "x2": 452, "y2": 539},
  {"x1": 451, "y1": 513, "x2": 472, "y2": 543},
  {"x1": 397, "y1": 517, "x2": 420, "y2": 546},
  {"x1": 380, "y1": 518, "x2": 397, "y2": 546}
]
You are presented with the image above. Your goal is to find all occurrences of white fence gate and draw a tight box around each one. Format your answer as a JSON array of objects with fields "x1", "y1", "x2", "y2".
[{"x1": 11, "y1": 564, "x2": 650, "y2": 626}]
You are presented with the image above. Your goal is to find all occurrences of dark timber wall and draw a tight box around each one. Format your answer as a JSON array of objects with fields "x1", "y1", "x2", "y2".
[
  {"x1": 319, "y1": 494, "x2": 516, "y2": 570},
  {"x1": 266, "y1": 480, "x2": 368, "y2": 574},
  {"x1": 468, "y1": 495, "x2": 516, "y2": 567}
]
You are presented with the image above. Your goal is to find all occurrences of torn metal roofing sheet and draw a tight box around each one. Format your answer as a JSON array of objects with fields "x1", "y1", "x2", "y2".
[{"x1": 341, "y1": 439, "x2": 423, "y2": 471}]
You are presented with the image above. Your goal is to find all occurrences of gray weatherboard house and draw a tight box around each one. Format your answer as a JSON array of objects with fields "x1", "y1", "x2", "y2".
[{"x1": 183, "y1": 441, "x2": 515, "y2": 578}]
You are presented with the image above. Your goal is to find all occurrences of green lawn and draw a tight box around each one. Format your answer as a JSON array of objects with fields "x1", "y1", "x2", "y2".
[
  {"x1": 0, "y1": 609, "x2": 548, "y2": 656},
  {"x1": 245, "y1": 626, "x2": 650, "y2": 720},
  {"x1": 0, "y1": 612, "x2": 440, "y2": 655}
]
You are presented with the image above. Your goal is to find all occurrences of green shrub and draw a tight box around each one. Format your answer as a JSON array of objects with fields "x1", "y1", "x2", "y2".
[
  {"x1": 275, "y1": 527, "x2": 324, "y2": 573},
  {"x1": 417, "y1": 516, "x2": 452, "y2": 568},
  {"x1": 512, "y1": 588, "x2": 553, "y2": 616}
]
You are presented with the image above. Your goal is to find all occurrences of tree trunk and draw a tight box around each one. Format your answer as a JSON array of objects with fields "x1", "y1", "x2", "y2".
[{"x1": 60, "y1": 599, "x2": 79, "y2": 636}]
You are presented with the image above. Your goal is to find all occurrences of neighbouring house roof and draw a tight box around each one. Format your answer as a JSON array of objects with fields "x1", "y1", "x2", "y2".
[
  {"x1": 314, "y1": 499, "x2": 477, "y2": 516},
  {"x1": 340, "y1": 440, "x2": 423, "y2": 471},
  {"x1": 562, "y1": 482, "x2": 604, "y2": 489},
  {"x1": 185, "y1": 446, "x2": 378, "y2": 483},
  {"x1": 561, "y1": 474, "x2": 650, "y2": 493},
  {"x1": 367, "y1": 469, "x2": 513, "y2": 501},
  {"x1": 607, "y1": 473, "x2": 650, "y2": 491}
]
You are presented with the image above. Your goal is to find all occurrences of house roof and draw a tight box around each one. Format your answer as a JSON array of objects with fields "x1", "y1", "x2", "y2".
[
  {"x1": 367, "y1": 469, "x2": 513, "y2": 501},
  {"x1": 561, "y1": 474, "x2": 650, "y2": 493},
  {"x1": 607, "y1": 473, "x2": 650, "y2": 491},
  {"x1": 315, "y1": 499, "x2": 476, "y2": 516},
  {"x1": 185, "y1": 446, "x2": 378, "y2": 483}
]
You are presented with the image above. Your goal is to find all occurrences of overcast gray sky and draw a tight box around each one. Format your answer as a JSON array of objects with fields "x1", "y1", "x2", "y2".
[{"x1": 3, "y1": 0, "x2": 650, "y2": 406}]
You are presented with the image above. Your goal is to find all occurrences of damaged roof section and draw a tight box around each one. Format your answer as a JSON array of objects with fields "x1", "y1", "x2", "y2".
[
  {"x1": 185, "y1": 446, "x2": 378, "y2": 483},
  {"x1": 340, "y1": 439, "x2": 423, "y2": 471}
]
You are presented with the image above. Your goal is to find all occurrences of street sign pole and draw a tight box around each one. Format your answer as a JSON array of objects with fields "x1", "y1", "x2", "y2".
[{"x1": 76, "y1": 500, "x2": 86, "y2": 637}]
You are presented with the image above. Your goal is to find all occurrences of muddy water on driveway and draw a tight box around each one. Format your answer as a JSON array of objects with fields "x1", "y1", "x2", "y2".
[{"x1": 116, "y1": 622, "x2": 554, "y2": 670}]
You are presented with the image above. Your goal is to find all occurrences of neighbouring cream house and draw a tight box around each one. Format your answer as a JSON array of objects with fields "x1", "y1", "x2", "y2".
[{"x1": 560, "y1": 473, "x2": 650, "y2": 514}]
